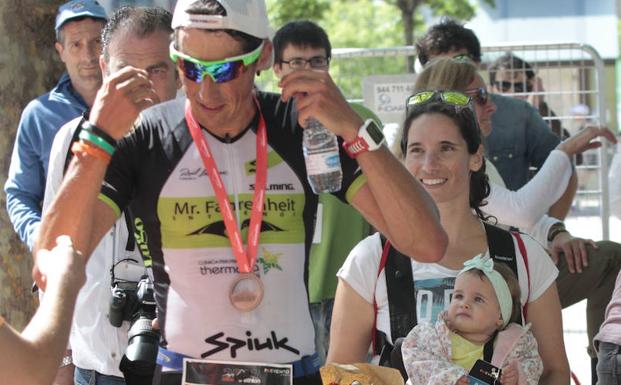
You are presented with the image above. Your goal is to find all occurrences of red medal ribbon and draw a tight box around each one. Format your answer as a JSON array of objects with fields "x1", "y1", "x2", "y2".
[{"x1": 184, "y1": 96, "x2": 267, "y2": 273}]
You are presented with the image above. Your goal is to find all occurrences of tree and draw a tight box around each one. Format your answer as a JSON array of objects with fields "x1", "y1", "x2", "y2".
[
  {"x1": 267, "y1": 0, "x2": 495, "y2": 74},
  {"x1": 385, "y1": 0, "x2": 495, "y2": 71},
  {"x1": 0, "y1": 0, "x2": 66, "y2": 329},
  {"x1": 267, "y1": 0, "x2": 331, "y2": 28}
]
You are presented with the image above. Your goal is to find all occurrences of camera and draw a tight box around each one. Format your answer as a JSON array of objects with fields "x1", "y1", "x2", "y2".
[{"x1": 109, "y1": 275, "x2": 160, "y2": 370}]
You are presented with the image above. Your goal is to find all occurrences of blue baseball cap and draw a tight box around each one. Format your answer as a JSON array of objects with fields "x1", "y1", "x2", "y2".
[{"x1": 55, "y1": 0, "x2": 107, "y2": 33}]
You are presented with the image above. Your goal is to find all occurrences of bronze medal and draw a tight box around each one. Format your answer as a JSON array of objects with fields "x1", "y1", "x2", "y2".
[{"x1": 229, "y1": 272, "x2": 264, "y2": 312}]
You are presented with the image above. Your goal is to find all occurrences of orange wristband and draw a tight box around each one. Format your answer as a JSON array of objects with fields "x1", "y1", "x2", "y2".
[{"x1": 71, "y1": 140, "x2": 112, "y2": 163}]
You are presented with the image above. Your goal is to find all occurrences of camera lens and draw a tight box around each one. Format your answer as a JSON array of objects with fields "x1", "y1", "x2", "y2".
[{"x1": 125, "y1": 316, "x2": 160, "y2": 364}]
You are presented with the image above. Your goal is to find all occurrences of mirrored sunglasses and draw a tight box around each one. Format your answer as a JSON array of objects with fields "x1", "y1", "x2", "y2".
[
  {"x1": 169, "y1": 42, "x2": 264, "y2": 84},
  {"x1": 406, "y1": 90, "x2": 472, "y2": 114},
  {"x1": 465, "y1": 87, "x2": 489, "y2": 105}
]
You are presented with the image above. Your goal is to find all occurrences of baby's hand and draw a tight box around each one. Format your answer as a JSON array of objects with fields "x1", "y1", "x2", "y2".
[
  {"x1": 456, "y1": 376, "x2": 470, "y2": 385},
  {"x1": 500, "y1": 361, "x2": 518, "y2": 385}
]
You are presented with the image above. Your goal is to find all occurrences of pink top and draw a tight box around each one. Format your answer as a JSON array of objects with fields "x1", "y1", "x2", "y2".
[{"x1": 595, "y1": 271, "x2": 621, "y2": 345}]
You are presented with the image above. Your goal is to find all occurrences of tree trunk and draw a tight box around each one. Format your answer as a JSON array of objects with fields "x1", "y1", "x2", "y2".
[
  {"x1": 397, "y1": 0, "x2": 418, "y2": 73},
  {"x1": 0, "y1": 0, "x2": 66, "y2": 330},
  {"x1": 402, "y1": 9, "x2": 415, "y2": 73}
]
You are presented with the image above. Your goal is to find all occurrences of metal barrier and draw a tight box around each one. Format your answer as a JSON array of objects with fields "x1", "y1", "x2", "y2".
[{"x1": 324, "y1": 42, "x2": 612, "y2": 240}]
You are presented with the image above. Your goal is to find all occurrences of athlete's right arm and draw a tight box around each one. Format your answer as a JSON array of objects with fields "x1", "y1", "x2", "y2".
[
  {"x1": 34, "y1": 155, "x2": 116, "y2": 289},
  {"x1": 33, "y1": 67, "x2": 157, "y2": 290}
]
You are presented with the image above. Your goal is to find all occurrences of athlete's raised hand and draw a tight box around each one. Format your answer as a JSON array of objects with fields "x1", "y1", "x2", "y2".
[{"x1": 89, "y1": 66, "x2": 160, "y2": 141}]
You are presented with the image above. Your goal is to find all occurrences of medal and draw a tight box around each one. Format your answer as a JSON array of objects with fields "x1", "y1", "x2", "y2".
[
  {"x1": 185, "y1": 95, "x2": 267, "y2": 312},
  {"x1": 229, "y1": 272, "x2": 265, "y2": 312}
]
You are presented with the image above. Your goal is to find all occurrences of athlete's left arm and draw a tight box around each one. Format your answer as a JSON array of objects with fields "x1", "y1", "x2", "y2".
[
  {"x1": 349, "y1": 150, "x2": 446, "y2": 262},
  {"x1": 279, "y1": 69, "x2": 447, "y2": 262}
]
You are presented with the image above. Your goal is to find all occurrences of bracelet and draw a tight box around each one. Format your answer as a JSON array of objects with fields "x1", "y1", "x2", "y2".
[
  {"x1": 79, "y1": 130, "x2": 116, "y2": 156},
  {"x1": 548, "y1": 228, "x2": 569, "y2": 243},
  {"x1": 81, "y1": 120, "x2": 117, "y2": 148},
  {"x1": 71, "y1": 140, "x2": 112, "y2": 163},
  {"x1": 59, "y1": 355, "x2": 73, "y2": 368}
]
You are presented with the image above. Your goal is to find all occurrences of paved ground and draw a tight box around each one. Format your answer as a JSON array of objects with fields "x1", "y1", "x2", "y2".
[{"x1": 563, "y1": 215, "x2": 621, "y2": 385}]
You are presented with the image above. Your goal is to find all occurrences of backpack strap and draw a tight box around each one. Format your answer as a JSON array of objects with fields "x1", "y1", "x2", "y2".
[
  {"x1": 373, "y1": 236, "x2": 416, "y2": 356},
  {"x1": 484, "y1": 223, "x2": 529, "y2": 325},
  {"x1": 483, "y1": 330, "x2": 499, "y2": 362},
  {"x1": 372, "y1": 235, "x2": 392, "y2": 354},
  {"x1": 512, "y1": 231, "x2": 530, "y2": 320}
]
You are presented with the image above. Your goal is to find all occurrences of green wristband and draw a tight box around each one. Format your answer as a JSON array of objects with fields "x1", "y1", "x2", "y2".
[{"x1": 79, "y1": 129, "x2": 116, "y2": 156}]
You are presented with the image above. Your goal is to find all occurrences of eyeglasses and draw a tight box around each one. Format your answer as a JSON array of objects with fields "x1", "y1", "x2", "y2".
[
  {"x1": 280, "y1": 56, "x2": 330, "y2": 70},
  {"x1": 494, "y1": 80, "x2": 531, "y2": 93},
  {"x1": 169, "y1": 42, "x2": 264, "y2": 84},
  {"x1": 464, "y1": 87, "x2": 489, "y2": 105},
  {"x1": 406, "y1": 90, "x2": 472, "y2": 114}
]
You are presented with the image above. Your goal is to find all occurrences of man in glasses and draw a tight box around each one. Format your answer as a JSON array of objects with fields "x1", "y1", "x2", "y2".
[
  {"x1": 5, "y1": 0, "x2": 107, "y2": 252},
  {"x1": 35, "y1": 2, "x2": 447, "y2": 385},
  {"x1": 42, "y1": 7, "x2": 179, "y2": 385},
  {"x1": 272, "y1": 20, "x2": 382, "y2": 366}
]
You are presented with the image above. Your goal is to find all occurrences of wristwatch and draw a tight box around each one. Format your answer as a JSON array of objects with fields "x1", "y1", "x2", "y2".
[
  {"x1": 547, "y1": 222, "x2": 568, "y2": 243},
  {"x1": 343, "y1": 119, "x2": 385, "y2": 158},
  {"x1": 60, "y1": 355, "x2": 73, "y2": 368}
]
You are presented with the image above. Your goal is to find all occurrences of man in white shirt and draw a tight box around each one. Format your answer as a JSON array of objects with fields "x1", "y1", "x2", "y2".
[{"x1": 43, "y1": 6, "x2": 180, "y2": 385}]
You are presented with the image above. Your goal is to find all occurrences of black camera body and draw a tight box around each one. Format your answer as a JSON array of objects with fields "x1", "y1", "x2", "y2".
[{"x1": 109, "y1": 275, "x2": 160, "y2": 377}]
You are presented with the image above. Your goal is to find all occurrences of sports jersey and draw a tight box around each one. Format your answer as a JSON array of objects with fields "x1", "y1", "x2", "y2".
[
  {"x1": 100, "y1": 92, "x2": 364, "y2": 364},
  {"x1": 337, "y1": 232, "x2": 558, "y2": 346}
]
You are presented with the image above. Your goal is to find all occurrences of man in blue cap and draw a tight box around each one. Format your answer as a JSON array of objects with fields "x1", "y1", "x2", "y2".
[{"x1": 5, "y1": 0, "x2": 107, "y2": 251}]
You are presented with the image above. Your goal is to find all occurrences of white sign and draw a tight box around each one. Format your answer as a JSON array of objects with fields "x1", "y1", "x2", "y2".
[{"x1": 362, "y1": 74, "x2": 418, "y2": 125}]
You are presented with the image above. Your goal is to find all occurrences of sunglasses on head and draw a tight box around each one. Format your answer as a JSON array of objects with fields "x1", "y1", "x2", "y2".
[
  {"x1": 464, "y1": 87, "x2": 489, "y2": 105},
  {"x1": 169, "y1": 42, "x2": 264, "y2": 84},
  {"x1": 452, "y1": 53, "x2": 473, "y2": 62},
  {"x1": 406, "y1": 90, "x2": 473, "y2": 114},
  {"x1": 494, "y1": 80, "x2": 531, "y2": 93}
]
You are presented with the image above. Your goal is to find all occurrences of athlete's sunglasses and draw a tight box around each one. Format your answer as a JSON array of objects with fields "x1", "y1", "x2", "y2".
[
  {"x1": 406, "y1": 90, "x2": 473, "y2": 114},
  {"x1": 169, "y1": 42, "x2": 264, "y2": 84}
]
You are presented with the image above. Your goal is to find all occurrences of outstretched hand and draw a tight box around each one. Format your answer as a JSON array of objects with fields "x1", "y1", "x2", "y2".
[
  {"x1": 556, "y1": 125, "x2": 617, "y2": 156},
  {"x1": 89, "y1": 66, "x2": 159, "y2": 141},
  {"x1": 33, "y1": 235, "x2": 86, "y2": 292}
]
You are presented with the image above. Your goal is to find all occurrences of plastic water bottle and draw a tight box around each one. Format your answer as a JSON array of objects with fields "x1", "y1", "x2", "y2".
[{"x1": 302, "y1": 118, "x2": 343, "y2": 193}]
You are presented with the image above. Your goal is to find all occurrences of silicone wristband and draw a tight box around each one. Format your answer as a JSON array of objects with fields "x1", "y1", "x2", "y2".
[
  {"x1": 81, "y1": 120, "x2": 117, "y2": 148},
  {"x1": 79, "y1": 130, "x2": 116, "y2": 156},
  {"x1": 71, "y1": 140, "x2": 112, "y2": 163}
]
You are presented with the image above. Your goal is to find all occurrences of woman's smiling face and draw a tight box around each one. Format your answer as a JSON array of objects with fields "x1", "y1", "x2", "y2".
[{"x1": 404, "y1": 112, "x2": 482, "y2": 205}]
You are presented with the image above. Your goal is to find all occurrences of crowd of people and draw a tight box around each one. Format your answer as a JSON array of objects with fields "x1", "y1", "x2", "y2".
[{"x1": 3, "y1": 1, "x2": 621, "y2": 385}]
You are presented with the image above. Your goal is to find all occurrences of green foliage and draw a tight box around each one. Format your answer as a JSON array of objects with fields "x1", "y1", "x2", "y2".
[
  {"x1": 323, "y1": 0, "x2": 407, "y2": 98},
  {"x1": 267, "y1": 0, "x2": 330, "y2": 29},
  {"x1": 262, "y1": 0, "x2": 496, "y2": 99}
]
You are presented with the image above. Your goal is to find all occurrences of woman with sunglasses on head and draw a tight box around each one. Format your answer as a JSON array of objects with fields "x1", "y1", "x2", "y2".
[
  {"x1": 411, "y1": 57, "x2": 614, "y2": 246},
  {"x1": 327, "y1": 90, "x2": 569, "y2": 385}
]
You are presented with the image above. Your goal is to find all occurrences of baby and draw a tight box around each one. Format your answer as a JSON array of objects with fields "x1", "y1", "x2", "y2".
[{"x1": 401, "y1": 255, "x2": 543, "y2": 385}]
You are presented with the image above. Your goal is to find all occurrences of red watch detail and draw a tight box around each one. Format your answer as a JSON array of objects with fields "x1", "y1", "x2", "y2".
[{"x1": 343, "y1": 136, "x2": 370, "y2": 158}]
